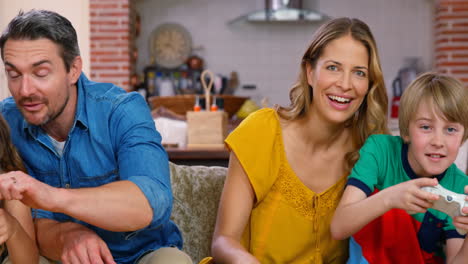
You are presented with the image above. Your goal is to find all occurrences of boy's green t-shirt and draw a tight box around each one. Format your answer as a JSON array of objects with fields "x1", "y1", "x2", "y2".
[{"x1": 348, "y1": 134, "x2": 468, "y2": 256}]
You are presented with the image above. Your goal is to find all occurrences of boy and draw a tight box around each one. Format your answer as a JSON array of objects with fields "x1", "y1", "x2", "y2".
[{"x1": 331, "y1": 72, "x2": 468, "y2": 263}]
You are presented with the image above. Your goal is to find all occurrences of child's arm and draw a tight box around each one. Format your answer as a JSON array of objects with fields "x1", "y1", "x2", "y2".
[
  {"x1": 331, "y1": 185, "x2": 389, "y2": 240},
  {"x1": 446, "y1": 238, "x2": 467, "y2": 264},
  {"x1": 3, "y1": 200, "x2": 39, "y2": 263},
  {"x1": 445, "y1": 186, "x2": 468, "y2": 264},
  {"x1": 331, "y1": 177, "x2": 439, "y2": 240}
]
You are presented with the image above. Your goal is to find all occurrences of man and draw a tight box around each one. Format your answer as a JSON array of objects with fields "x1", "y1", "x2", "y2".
[{"x1": 0, "y1": 10, "x2": 191, "y2": 264}]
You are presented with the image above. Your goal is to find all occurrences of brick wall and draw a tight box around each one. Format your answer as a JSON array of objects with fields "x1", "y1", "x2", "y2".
[
  {"x1": 434, "y1": 0, "x2": 468, "y2": 86},
  {"x1": 89, "y1": 0, "x2": 132, "y2": 91},
  {"x1": 89, "y1": 1, "x2": 465, "y2": 92}
]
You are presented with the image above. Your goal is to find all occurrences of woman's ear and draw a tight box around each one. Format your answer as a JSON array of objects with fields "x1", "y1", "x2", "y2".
[{"x1": 305, "y1": 63, "x2": 314, "y2": 87}]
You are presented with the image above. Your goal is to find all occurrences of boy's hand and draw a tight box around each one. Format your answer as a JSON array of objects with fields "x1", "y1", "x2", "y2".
[
  {"x1": 383, "y1": 177, "x2": 439, "y2": 213},
  {"x1": 452, "y1": 185, "x2": 468, "y2": 235}
]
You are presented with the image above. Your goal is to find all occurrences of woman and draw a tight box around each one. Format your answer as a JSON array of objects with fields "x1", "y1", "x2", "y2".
[
  {"x1": 0, "y1": 114, "x2": 41, "y2": 264},
  {"x1": 206, "y1": 17, "x2": 389, "y2": 263}
]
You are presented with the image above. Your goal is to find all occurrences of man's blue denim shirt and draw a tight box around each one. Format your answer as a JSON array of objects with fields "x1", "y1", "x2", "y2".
[{"x1": 0, "y1": 73, "x2": 182, "y2": 263}]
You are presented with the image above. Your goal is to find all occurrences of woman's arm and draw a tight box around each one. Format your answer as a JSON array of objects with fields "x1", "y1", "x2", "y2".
[
  {"x1": 211, "y1": 152, "x2": 260, "y2": 264},
  {"x1": 3, "y1": 200, "x2": 39, "y2": 263},
  {"x1": 331, "y1": 178, "x2": 439, "y2": 240}
]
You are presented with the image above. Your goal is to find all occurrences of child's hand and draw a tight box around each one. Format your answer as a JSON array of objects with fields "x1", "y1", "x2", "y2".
[
  {"x1": 383, "y1": 177, "x2": 439, "y2": 213},
  {"x1": 453, "y1": 185, "x2": 468, "y2": 234},
  {"x1": 0, "y1": 208, "x2": 19, "y2": 244}
]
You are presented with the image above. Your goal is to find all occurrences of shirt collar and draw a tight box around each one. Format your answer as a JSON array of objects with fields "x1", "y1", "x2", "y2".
[
  {"x1": 401, "y1": 142, "x2": 446, "y2": 181},
  {"x1": 74, "y1": 72, "x2": 89, "y2": 131}
]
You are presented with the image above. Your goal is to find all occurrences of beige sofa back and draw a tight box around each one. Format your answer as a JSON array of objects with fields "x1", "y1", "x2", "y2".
[{"x1": 169, "y1": 162, "x2": 227, "y2": 263}]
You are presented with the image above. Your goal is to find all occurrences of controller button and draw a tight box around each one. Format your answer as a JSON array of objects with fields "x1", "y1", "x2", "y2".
[{"x1": 447, "y1": 195, "x2": 453, "y2": 202}]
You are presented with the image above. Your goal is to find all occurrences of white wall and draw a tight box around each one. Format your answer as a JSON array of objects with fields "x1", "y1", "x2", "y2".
[
  {"x1": 457, "y1": 141, "x2": 468, "y2": 173},
  {"x1": 0, "y1": 0, "x2": 90, "y2": 100},
  {"x1": 135, "y1": 0, "x2": 433, "y2": 107}
]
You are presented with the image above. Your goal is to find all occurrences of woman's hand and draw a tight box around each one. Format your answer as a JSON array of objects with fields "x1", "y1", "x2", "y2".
[{"x1": 382, "y1": 177, "x2": 439, "y2": 213}]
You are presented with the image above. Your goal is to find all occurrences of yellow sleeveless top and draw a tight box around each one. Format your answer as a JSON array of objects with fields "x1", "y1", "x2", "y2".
[{"x1": 219, "y1": 108, "x2": 348, "y2": 263}]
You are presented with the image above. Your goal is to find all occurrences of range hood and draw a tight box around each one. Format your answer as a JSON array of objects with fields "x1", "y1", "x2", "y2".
[{"x1": 229, "y1": 0, "x2": 328, "y2": 24}]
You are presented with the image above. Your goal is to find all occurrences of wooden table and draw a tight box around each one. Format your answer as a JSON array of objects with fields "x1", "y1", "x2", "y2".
[{"x1": 165, "y1": 146, "x2": 230, "y2": 167}]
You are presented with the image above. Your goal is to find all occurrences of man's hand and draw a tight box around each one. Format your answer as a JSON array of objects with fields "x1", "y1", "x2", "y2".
[
  {"x1": 61, "y1": 227, "x2": 116, "y2": 264},
  {"x1": 383, "y1": 177, "x2": 439, "y2": 213},
  {"x1": 0, "y1": 171, "x2": 57, "y2": 210}
]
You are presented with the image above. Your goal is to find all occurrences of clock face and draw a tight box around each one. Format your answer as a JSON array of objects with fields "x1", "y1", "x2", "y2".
[{"x1": 150, "y1": 23, "x2": 192, "y2": 69}]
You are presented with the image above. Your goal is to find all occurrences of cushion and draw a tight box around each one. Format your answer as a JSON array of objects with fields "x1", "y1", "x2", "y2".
[{"x1": 169, "y1": 162, "x2": 227, "y2": 263}]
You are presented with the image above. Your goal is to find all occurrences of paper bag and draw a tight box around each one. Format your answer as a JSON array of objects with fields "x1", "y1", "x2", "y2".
[{"x1": 186, "y1": 111, "x2": 228, "y2": 148}]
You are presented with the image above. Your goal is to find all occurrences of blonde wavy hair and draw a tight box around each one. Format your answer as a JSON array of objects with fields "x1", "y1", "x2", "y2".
[
  {"x1": 277, "y1": 17, "x2": 389, "y2": 170},
  {"x1": 399, "y1": 72, "x2": 468, "y2": 142},
  {"x1": 0, "y1": 114, "x2": 26, "y2": 173}
]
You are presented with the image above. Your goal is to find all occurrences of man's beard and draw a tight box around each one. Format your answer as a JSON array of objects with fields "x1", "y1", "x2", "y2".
[{"x1": 20, "y1": 94, "x2": 70, "y2": 126}]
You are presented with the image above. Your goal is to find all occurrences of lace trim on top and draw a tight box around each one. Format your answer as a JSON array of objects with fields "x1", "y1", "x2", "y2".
[
  {"x1": 271, "y1": 111, "x2": 347, "y2": 220},
  {"x1": 271, "y1": 163, "x2": 346, "y2": 220}
]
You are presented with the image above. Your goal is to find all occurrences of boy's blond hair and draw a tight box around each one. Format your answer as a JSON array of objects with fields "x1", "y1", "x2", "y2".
[{"x1": 399, "y1": 72, "x2": 468, "y2": 141}]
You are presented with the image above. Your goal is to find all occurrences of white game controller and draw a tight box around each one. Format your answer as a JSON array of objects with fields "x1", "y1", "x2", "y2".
[{"x1": 422, "y1": 184, "x2": 468, "y2": 235}]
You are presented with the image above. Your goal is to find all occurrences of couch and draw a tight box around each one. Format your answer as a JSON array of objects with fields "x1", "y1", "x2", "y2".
[{"x1": 169, "y1": 162, "x2": 227, "y2": 263}]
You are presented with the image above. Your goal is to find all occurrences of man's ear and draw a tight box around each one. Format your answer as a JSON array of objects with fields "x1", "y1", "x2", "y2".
[{"x1": 68, "y1": 56, "x2": 82, "y2": 84}]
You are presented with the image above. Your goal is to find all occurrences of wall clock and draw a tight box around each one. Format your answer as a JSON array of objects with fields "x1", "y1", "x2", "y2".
[{"x1": 150, "y1": 23, "x2": 192, "y2": 69}]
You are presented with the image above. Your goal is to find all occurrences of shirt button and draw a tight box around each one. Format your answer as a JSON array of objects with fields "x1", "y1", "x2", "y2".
[{"x1": 65, "y1": 184, "x2": 70, "y2": 189}]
